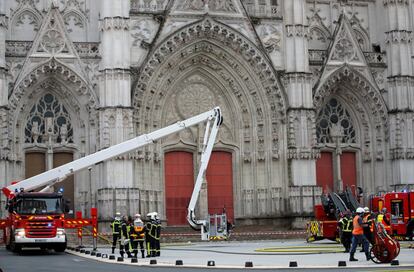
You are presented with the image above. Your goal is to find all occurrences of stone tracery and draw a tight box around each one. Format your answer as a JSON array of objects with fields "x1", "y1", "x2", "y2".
[
  {"x1": 314, "y1": 66, "x2": 388, "y2": 161},
  {"x1": 133, "y1": 17, "x2": 286, "y2": 124},
  {"x1": 133, "y1": 17, "x2": 287, "y2": 162}
]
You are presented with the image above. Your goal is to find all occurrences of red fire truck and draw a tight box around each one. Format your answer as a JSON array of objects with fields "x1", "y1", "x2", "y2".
[
  {"x1": 370, "y1": 191, "x2": 414, "y2": 239},
  {"x1": 1, "y1": 107, "x2": 223, "y2": 252},
  {"x1": 306, "y1": 188, "x2": 362, "y2": 242}
]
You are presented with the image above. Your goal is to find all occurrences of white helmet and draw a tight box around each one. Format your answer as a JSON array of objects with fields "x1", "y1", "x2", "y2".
[
  {"x1": 364, "y1": 207, "x2": 370, "y2": 213},
  {"x1": 115, "y1": 212, "x2": 121, "y2": 216},
  {"x1": 135, "y1": 213, "x2": 141, "y2": 218},
  {"x1": 147, "y1": 212, "x2": 157, "y2": 220},
  {"x1": 356, "y1": 207, "x2": 365, "y2": 214}
]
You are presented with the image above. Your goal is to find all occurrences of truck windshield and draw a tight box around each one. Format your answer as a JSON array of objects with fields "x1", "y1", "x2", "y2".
[{"x1": 14, "y1": 197, "x2": 63, "y2": 215}]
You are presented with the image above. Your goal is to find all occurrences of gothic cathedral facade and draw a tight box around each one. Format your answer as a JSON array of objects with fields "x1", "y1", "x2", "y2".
[{"x1": 0, "y1": 0, "x2": 413, "y2": 228}]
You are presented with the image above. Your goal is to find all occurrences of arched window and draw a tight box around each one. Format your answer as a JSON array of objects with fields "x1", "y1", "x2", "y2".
[
  {"x1": 24, "y1": 93, "x2": 73, "y2": 144},
  {"x1": 316, "y1": 98, "x2": 356, "y2": 144}
]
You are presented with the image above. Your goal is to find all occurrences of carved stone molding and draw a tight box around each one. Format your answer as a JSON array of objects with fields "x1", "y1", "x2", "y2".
[
  {"x1": 177, "y1": 0, "x2": 237, "y2": 12},
  {"x1": 10, "y1": 0, "x2": 43, "y2": 36},
  {"x1": 314, "y1": 66, "x2": 388, "y2": 139},
  {"x1": 61, "y1": 0, "x2": 89, "y2": 33},
  {"x1": 259, "y1": 25, "x2": 281, "y2": 53},
  {"x1": 131, "y1": 19, "x2": 152, "y2": 46},
  {"x1": 133, "y1": 17, "x2": 286, "y2": 122},
  {"x1": 100, "y1": 17, "x2": 129, "y2": 31},
  {"x1": 131, "y1": 0, "x2": 168, "y2": 13},
  {"x1": 390, "y1": 147, "x2": 405, "y2": 160},
  {"x1": 383, "y1": 0, "x2": 409, "y2": 6},
  {"x1": 309, "y1": 50, "x2": 386, "y2": 67},
  {"x1": 332, "y1": 38, "x2": 357, "y2": 62},
  {"x1": 0, "y1": 108, "x2": 9, "y2": 160},
  {"x1": 287, "y1": 148, "x2": 320, "y2": 160},
  {"x1": 0, "y1": 15, "x2": 8, "y2": 29},
  {"x1": 99, "y1": 108, "x2": 133, "y2": 148},
  {"x1": 287, "y1": 109, "x2": 317, "y2": 152},
  {"x1": 385, "y1": 30, "x2": 412, "y2": 44},
  {"x1": 6, "y1": 41, "x2": 100, "y2": 58},
  {"x1": 9, "y1": 59, "x2": 98, "y2": 114},
  {"x1": 286, "y1": 25, "x2": 309, "y2": 38}
]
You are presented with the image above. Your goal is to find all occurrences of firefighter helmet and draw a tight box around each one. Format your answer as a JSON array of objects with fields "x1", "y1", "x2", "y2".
[
  {"x1": 364, "y1": 207, "x2": 370, "y2": 213},
  {"x1": 135, "y1": 213, "x2": 141, "y2": 218},
  {"x1": 356, "y1": 207, "x2": 365, "y2": 214}
]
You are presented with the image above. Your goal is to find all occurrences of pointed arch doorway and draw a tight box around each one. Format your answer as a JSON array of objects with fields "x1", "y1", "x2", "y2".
[
  {"x1": 24, "y1": 92, "x2": 75, "y2": 214},
  {"x1": 315, "y1": 98, "x2": 357, "y2": 193},
  {"x1": 164, "y1": 151, "x2": 234, "y2": 226}
]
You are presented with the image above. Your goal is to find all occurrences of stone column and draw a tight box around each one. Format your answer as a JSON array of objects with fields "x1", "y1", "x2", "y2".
[
  {"x1": 97, "y1": 0, "x2": 135, "y2": 219},
  {"x1": 0, "y1": 4, "x2": 7, "y2": 109},
  {"x1": 384, "y1": 0, "x2": 414, "y2": 184},
  {"x1": 284, "y1": 0, "x2": 317, "y2": 188},
  {"x1": 0, "y1": 2, "x2": 8, "y2": 216}
]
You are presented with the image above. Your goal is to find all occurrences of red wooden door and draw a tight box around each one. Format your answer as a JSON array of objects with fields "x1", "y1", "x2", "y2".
[
  {"x1": 54, "y1": 153, "x2": 74, "y2": 214},
  {"x1": 340, "y1": 152, "x2": 357, "y2": 190},
  {"x1": 25, "y1": 152, "x2": 46, "y2": 178},
  {"x1": 206, "y1": 152, "x2": 234, "y2": 223},
  {"x1": 316, "y1": 152, "x2": 334, "y2": 193},
  {"x1": 165, "y1": 151, "x2": 194, "y2": 226}
]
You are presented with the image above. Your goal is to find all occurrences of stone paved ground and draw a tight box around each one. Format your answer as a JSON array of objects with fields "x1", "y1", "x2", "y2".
[
  {"x1": 67, "y1": 239, "x2": 414, "y2": 269},
  {"x1": 66, "y1": 226, "x2": 308, "y2": 246}
]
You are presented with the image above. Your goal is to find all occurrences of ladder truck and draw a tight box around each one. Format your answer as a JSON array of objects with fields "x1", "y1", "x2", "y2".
[{"x1": 1, "y1": 107, "x2": 223, "y2": 252}]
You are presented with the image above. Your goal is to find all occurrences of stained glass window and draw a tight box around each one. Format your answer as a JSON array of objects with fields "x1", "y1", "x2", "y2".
[
  {"x1": 25, "y1": 93, "x2": 73, "y2": 144},
  {"x1": 316, "y1": 98, "x2": 356, "y2": 144}
]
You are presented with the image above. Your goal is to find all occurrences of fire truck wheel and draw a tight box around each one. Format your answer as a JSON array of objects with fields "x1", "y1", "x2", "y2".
[
  {"x1": 54, "y1": 245, "x2": 66, "y2": 252},
  {"x1": 10, "y1": 241, "x2": 21, "y2": 253}
]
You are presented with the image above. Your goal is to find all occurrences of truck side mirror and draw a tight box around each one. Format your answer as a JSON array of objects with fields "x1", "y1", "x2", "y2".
[
  {"x1": 64, "y1": 199, "x2": 71, "y2": 213},
  {"x1": 7, "y1": 200, "x2": 14, "y2": 213}
]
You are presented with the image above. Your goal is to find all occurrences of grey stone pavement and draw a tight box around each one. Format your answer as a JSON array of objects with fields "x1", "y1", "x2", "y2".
[{"x1": 67, "y1": 239, "x2": 414, "y2": 269}]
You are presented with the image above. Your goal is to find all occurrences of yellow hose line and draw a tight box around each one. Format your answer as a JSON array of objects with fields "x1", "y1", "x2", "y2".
[
  {"x1": 82, "y1": 228, "x2": 112, "y2": 245},
  {"x1": 256, "y1": 249, "x2": 342, "y2": 253}
]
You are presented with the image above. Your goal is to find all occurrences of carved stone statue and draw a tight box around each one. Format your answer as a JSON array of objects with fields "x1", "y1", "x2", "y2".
[
  {"x1": 261, "y1": 26, "x2": 281, "y2": 53},
  {"x1": 44, "y1": 117, "x2": 55, "y2": 146},
  {"x1": 330, "y1": 123, "x2": 344, "y2": 155},
  {"x1": 60, "y1": 123, "x2": 68, "y2": 144},
  {"x1": 31, "y1": 121, "x2": 40, "y2": 144}
]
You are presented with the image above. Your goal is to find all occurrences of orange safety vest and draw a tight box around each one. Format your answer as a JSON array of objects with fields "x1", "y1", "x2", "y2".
[
  {"x1": 352, "y1": 215, "x2": 363, "y2": 235},
  {"x1": 363, "y1": 214, "x2": 374, "y2": 232},
  {"x1": 134, "y1": 226, "x2": 145, "y2": 239}
]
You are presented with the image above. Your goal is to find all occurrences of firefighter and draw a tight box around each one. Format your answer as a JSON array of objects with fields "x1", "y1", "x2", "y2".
[
  {"x1": 377, "y1": 207, "x2": 391, "y2": 234},
  {"x1": 120, "y1": 215, "x2": 133, "y2": 258},
  {"x1": 145, "y1": 212, "x2": 157, "y2": 257},
  {"x1": 132, "y1": 213, "x2": 146, "y2": 258},
  {"x1": 362, "y1": 207, "x2": 374, "y2": 244},
  {"x1": 110, "y1": 212, "x2": 122, "y2": 254},
  {"x1": 338, "y1": 210, "x2": 352, "y2": 252},
  {"x1": 349, "y1": 207, "x2": 370, "y2": 262},
  {"x1": 154, "y1": 213, "x2": 161, "y2": 256}
]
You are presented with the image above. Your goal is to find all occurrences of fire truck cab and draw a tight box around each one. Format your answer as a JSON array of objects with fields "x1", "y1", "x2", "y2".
[
  {"x1": 4, "y1": 192, "x2": 69, "y2": 252},
  {"x1": 370, "y1": 191, "x2": 414, "y2": 239}
]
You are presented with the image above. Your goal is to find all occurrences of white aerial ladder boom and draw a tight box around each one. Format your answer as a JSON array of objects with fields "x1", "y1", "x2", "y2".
[{"x1": 2, "y1": 104, "x2": 224, "y2": 235}]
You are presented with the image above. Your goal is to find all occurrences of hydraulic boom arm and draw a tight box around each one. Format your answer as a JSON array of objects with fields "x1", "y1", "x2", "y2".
[
  {"x1": 187, "y1": 107, "x2": 222, "y2": 230},
  {"x1": 2, "y1": 107, "x2": 223, "y2": 201}
]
